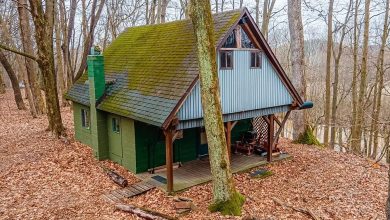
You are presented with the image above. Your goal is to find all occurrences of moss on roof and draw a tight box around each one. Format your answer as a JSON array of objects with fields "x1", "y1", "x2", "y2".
[{"x1": 66, "y1": 9, "x2": 243, "y2": 126}]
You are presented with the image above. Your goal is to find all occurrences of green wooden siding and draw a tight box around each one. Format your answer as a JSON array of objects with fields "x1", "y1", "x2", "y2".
[
  {"x1": 73, "y1": 103, "x2": 92, "y2": 146},
  {"x1": 121, "y1": 117, "x2": 136, "y2": 173},
  {"x1": 107, "y1": 114, "x2": 136, "y2": 173},
  {"x1": 134, "y1": 122, "x2": 199, "y2": 173},
  {"x1": 107, "y1": 115, "x2": 123, "y2": 164},
  {"x1": 134, "y1": 121, "x2": 163, "y2": 173},
  {"x1": 174, "y1": 128, "x2": 198, "y2": 162}
]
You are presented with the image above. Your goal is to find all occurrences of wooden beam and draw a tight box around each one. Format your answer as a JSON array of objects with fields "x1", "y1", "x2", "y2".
[
  {"x1": 231, "y1": 121, "x2": 238, "y2": 130},
  {"x1": 226, "y1": 121, "x2": 232, "y2": 158},
  {"x1": 241, "y1": 22, "x2": 261, "y2": 49},
  {"x1": 274, "y1": 115, "x2": 282, "y2": 127},
  {"x1": 262, "y1": 116, "x2": 270, "y2": 125},
  {"x1": 273, "y1": 111, "x2": 291, "y2": 146},
  {"x1": 235, "y1": 26, "x2": 242, "y2": 48},
  {"x1": 267, "y1": 114, "x2": 274, "y2": 162},
  {"x1": 172, "y1": 130, "x2": 181, "y2": 142},
  {"x1": 164, "y1": 129, "x2": 174, "y2": 194}
]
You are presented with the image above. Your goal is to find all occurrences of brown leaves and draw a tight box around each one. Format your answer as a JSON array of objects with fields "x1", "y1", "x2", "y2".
[{"x1": 0, "y1": 90, "x2": 387, "y2": 219}]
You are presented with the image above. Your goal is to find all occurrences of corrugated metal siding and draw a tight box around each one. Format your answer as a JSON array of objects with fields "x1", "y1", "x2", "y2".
[
  {"x1": 178, "y1": 105, "x2": 290, "y2": 129},
  {"x1": 178, "y1": 50, "x2": 293, "y2": 121}
]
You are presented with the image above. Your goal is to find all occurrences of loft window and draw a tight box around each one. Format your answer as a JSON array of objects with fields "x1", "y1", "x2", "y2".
[
  {"x1": 222, "y1": 32, "x2": 236, "y2": 48},
  {"x1": 250, "y1": 52, "x2": 261, "y2": 68},
  {"x1": 81, "y1": 109, "x2": 90, "y2": 129},
  {"x1": 112, "y1": 117, "x2": 120, "y2": 133},
  {"x1": 241, "y1": 28, "x2": 255, "y2": 48},
  {"x1": 220, "y1": 51, "x2": 233, "y2": 69}
]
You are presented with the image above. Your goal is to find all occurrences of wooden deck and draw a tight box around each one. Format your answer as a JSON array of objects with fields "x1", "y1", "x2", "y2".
[
  {"x1": 136, "y1": 153, "x2": 290, "y2": 192},
  {"x1": 102, "y1": 180, "x2": 156, "y2": 203}
]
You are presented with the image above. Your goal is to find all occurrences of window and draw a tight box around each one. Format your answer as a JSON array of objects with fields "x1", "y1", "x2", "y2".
[
  {"x1": 241, "y1": 28, "x2": 255, "y2": 48},
  {"x1": 220, "y1": 51, "x2": 233, "y2": 69},
  {"x1": 222, "y1": 32, "x2": 236, "y2": 48},
  {"x1": 81, "y1": 109, "x2": 90, "y2": 129},
  {"x1": 250, "y1": 52, "x2": 261, "y2": 68},
  {"x1": 112, "y1": 117, "x2": 120, "y2": 133}
]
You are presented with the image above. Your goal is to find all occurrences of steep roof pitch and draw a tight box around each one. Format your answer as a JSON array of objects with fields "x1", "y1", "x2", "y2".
[
  {"x1": 66, "y1": 8, "x2": 303, "y2": 128},
  {"x1": 66, "y1": 9, "x2": 243, "y2": 127}
]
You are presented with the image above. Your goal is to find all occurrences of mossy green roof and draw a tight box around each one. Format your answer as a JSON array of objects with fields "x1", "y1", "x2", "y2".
[{"x1": 66, "y1": 9, "x2": 243, "y2": 127}]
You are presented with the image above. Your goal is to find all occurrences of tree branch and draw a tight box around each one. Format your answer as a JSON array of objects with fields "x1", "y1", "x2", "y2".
[{"x1": 0, "y1": 44, "x2": 37, "y2": 61}]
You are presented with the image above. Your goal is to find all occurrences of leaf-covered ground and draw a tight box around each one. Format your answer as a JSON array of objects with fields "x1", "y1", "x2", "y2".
[{"x1": 0, "y1": 90, "x2": 387, "y2": 219}]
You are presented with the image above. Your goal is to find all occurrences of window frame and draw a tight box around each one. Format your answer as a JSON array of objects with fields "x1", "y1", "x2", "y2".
[
  {"x1": 219, "y1": 50, "x2": 234, "y2": 70},
  {"x1": 250, "y1": 51, "x2": 262, "y2": 69},
  {"x1": 81, "y1": 109, "x2": 90, "y2": 129},
  {"x1": 112, "y1": 117, "x2": 120, "y2": 133}
]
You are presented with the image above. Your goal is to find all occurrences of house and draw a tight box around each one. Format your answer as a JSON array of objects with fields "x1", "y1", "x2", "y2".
[{"x1": 65, "y1": 8, "x2": 312, "y2": 193}]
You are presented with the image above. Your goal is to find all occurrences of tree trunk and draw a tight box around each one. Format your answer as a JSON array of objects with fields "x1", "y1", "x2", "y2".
[
  {"x1": 387, "y1": 161, "x2": 390, "y2": 219},
  {"x1": 189, "y1": 0, "x2": 244, "y2": 215},
  {"x1": 261, "y1": 0, "x2": 276, "y2": 40},
  {"x1": 17, "y1": 0, "x2": 45, "y2": 115},
  {"x1": 160, "y1": 0, "x2": 168, "y2": 23},
  {"x1": 150, "y1": 0, "x2": 157, "y2": 24},
  {"x1": 73, "y1": 0, "x2": 105, "y2": 82},
  {"x1": 21, "y1": 56, "x2": 37, "y2": 117},
  {"x1": 0, "y1": 50, "x2": 26, "y2": 110},
  {"x1": 29, "y1": 0, "x2": 64, "y2": 137},
  {"x1": 0, "y1": 70, "x2": 6, "y2": 94},
  {"x1": 371, "y1": 0, "x2": 389, "y2": 159},
  {"x1": 330, "y1": 0, "x2": 352, "y2": 148},
  {"x1": 324, "y1": 0, "x2": 334, "y2": 147},
  {"x1": 55, "y1": 2, "x2": 65, "y2": 103},
  {"x1": 288, "y1": 0, "x2": 307, "y2": 139},
  {"x1": 255, "y1": 0, "x2": 259, "y2": 25},
  {"x1": 60, "y1": 0, "x2": 76, "y2": 89},
  {"x1": 351, "y1": 0, "x2": 371, "y2": 154},
  {"x1": 351, "y1": 0, "x2": 359, "y2": 153}
]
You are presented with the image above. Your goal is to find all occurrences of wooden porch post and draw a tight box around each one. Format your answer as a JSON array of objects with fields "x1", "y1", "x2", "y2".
[
  {"x1": 164, "y1": 129, "x2": 174, "y2": 194},
  {"x1": 267, "y1": 114, "x2": 274, "y2": 162},
  {"x1": 226, "y1": 121, "x2": 232, "y2": 157}
]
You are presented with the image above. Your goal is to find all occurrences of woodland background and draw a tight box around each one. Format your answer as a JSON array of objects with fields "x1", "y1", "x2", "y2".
[{"x1": 0, "y1": 0, "x2": 389, "y2": 160}]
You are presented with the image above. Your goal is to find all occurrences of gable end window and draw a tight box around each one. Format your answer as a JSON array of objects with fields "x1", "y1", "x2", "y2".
[
  {"x1": 250, "y1": 52, "x2": 262, "y2": 68},
  {"x1": 81, "y1": 109, "x2": 90, "y2": 129},
  {"x1": 220, "y1": 51, "x2": 233, "y2": 69},
  {"x1": 112, "y1": 117, "x2": 120, "y2": 133}
]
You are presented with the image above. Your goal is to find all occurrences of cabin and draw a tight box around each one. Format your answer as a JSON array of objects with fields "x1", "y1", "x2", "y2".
[{"x1": 65, "y1": 8, "x2": 312, "y2": 193}]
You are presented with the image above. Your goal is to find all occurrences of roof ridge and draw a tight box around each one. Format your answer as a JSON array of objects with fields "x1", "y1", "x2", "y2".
[{"x1": 123, "y1": 8, "x2": 245, "y2": 31}]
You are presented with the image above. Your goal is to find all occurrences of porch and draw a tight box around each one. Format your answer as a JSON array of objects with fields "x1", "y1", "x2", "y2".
[{"x1": 136, "y1": 152, "x2": 290, "y2": 192}]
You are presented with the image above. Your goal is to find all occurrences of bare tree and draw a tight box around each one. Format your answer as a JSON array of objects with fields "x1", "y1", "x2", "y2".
[
  {"x1": 0, "y1": 50, "x2": 26, "y2": 110},
  {"x1": 288, "y1": 0, "x2": 307, "y2": 138},
  {"x1": 324, "y1": 0, "x2": 334, "y2": 147},
  {"x1": 261, "y1": 0, "x2": 276, "y2": 40},
  {"x1": 330, "y1": 0, "x2": 353, "y2": 148},
  {"x1": 159, "y1": 0, "x2": 168, "y2": 23},
  {"x1": 60, "y1": 0, "x2": 77, "y2": 89},
  {"x1": 189, "y1": 0, "x2": 244, "y2": 215},
  {"x1": 0, "y1": 71, "x2": 5, "y2": 94},
  {"x1": 351, "y1": 0, "x2": 360, "y2": 153},
  {"x1": 370, "y1": 0, "x2": 389, "y2": 159},
  {"x1": 74, "y1": 0, "x2": 105, "y2": 82},
  {"x1": 16, "y1": 0, "x2": 45, "y2": 115},
  {"x1": 351, "y1": 0, "x2": 371, "y2": 152},
  {"x1": 29, "y1": 0, "x2": 64, "y2": 136}
]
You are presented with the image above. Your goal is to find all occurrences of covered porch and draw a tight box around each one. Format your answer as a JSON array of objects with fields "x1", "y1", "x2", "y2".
[
  {"x1": 159, "y1": 110, "x2": 292, "y2": 193},
  {"x1": 136, "y1": 152, "x2": 290, "y2": 192}
]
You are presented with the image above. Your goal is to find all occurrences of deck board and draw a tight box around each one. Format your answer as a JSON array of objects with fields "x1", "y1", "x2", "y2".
[{"x1": 136, "y1": 153, "x2": 290, "y2": 192}]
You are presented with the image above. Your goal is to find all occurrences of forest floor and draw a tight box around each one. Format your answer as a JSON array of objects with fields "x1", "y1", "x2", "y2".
[{"x1": 0, "y1": 89, "x2": 387, "y2": 220}]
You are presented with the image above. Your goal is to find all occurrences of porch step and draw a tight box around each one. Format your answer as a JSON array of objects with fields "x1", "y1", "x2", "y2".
[{"x1": 102, "y1": 180, "x2": 156, "y2": 204}]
